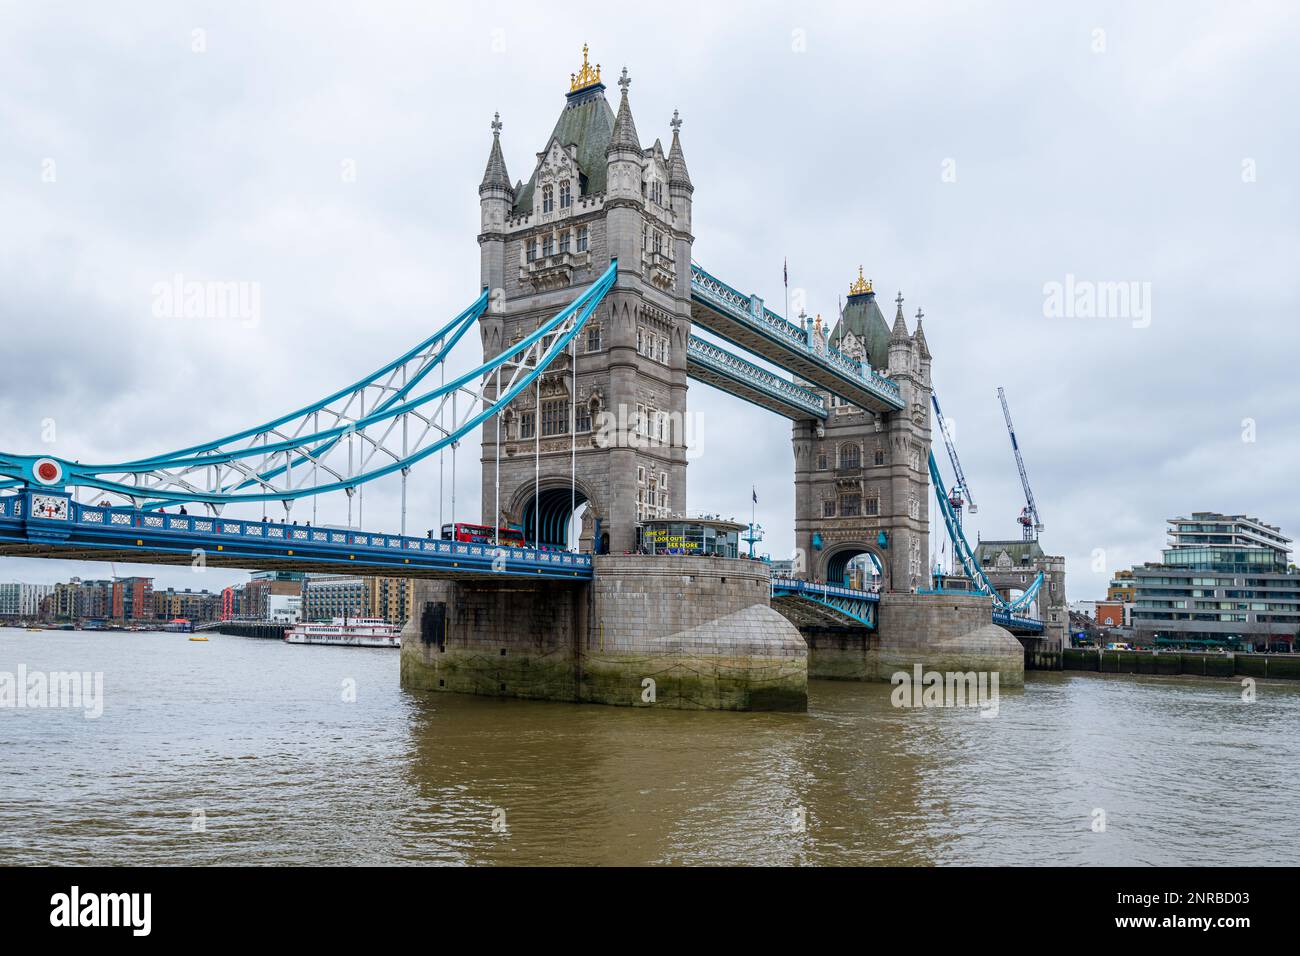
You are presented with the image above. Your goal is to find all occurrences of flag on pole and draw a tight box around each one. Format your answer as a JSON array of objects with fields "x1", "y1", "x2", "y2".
[
  {"x1": 783, "y1": 257, "x2": 788, "y2": 287},
  {"x1": 752, "y1": 486, "x2": 758, "y2": 504}
]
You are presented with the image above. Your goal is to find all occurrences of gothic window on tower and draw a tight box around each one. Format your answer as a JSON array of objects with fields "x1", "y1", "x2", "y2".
[
  {"x1": 576, "y1": 401, "x2": 591, "y2": 432},
  {"x1": 636, "y1": 328, "x2": 644, "y2": 354},
  {"x1": 822, "y1": 500, "x2": 836, "y2": 518},
  {"x1": 559, "y1": 180, "x2": 572, "y2": 209},
  {"x1": 653, "y1": 231, "x2": 663, "y2": 255},
  {"x1": 542, "y1": 234, "x2": 555, "y2": 257},
  {"x1": 586, "y1": 324, "x2": 601, "y2": 353},
  {"x1": 909, "y1": 448, "x2": 921, "y2": 472},
  {"x1": 520, "y1": 411, "x2": 535, "y2": 439},
  {"x1": 839, "y1": 443, "x2": 860, "y2": 469},
  {"x1": 865, "y1": 496, "x2": 880, "y2": 516},
  {"x1": 577, "y1": 226, "x2": 589, "y2": 252},
  {"x1": 817, "y1": 451, "x2": 828, "y2": 471},
  {"x1": 527, "y1": 239, "x2": 539, "y2": 263},
  {"x1": 541, "y1": 399, "x2": 568, "y2": 437},
  {"x1": 542, "y1": 185, "x2": 554, "y2": 214},
  {"x1": 874, "y1": 447, "x2": 885, "y2": 466},
  {"x1": 840, "y1": 494, "x2": 861, "y2": 518},
  {"x1": 559, "y1": 230, "x2": 571, "y2": 254}
]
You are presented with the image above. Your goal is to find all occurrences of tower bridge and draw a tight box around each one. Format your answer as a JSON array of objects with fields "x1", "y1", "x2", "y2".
[{"x1": 0, "y1": 46, "x2": 1063, "y2": 710}]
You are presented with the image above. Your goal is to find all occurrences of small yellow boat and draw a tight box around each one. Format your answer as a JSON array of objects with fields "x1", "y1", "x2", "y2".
[{"x1": 189, "y1": 636, "x2": 208, "y2": 642}]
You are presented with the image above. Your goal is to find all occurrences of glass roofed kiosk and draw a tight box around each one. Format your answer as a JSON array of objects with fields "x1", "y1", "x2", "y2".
[{"x1": 638, "y1": 517, "x2": 744, "y2": 558}]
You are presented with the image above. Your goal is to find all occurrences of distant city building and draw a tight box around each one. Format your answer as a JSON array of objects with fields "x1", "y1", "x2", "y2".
[
  {"x1": 1107, "y1": 569, "x2": 1136, "y2": 602},
  {"x1": 0, "y1": 582, "x2": 53, "y2": 619},
  {"x1": 301, "y1": 574, "x2": 412, "y2": 625},
  {"x1": 152, "y1": 587, "x2": 220, "y2": 623},
  {"x1": 240, "y1": 571, "x2": 306, "y2": 620},
  {"x1": 48, "y1": 578, "x2": 112, "y2": 622},
  {"x1": 111, "y1": 577, "x2": 154, "y2": 621},
  {"x1": 266, "y1": 594, "x2": 302, "y2": 623},
  {"x1": 1094, "y1": 601, "x2": 1128, "y2": 628},
  {"x1": 1129, "y1": 513, "x2": 1298, "y2": 651}
]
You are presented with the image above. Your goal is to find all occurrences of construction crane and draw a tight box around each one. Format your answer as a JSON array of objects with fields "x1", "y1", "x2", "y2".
[
  {"x1": 996, "y1": 386, "x2": 1043, "y2": 541},
  {"x1": 930, "y1": 391, "x2": 977, "y2": 528}
]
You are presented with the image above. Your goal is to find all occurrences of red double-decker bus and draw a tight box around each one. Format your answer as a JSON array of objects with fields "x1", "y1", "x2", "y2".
[{"x1": 439, "y1": 522, "x2": 527, "y2": 548}]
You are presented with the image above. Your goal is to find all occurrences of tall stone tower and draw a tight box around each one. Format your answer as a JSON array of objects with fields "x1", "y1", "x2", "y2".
[
  {"x1": 791, "y1": 272, "x2": 933, "y2": 591},
  {"x1": 476, "y1": 47, "x2": 693, "y2": 553}
]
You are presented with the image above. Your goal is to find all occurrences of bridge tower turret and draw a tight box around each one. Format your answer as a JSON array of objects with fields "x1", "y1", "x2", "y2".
[
  {"x1": 475, "y1": 47, "x2": 691, "y2": 554},
  {"x1": 478, "y1": 112, "x2": 513, "y2": 359}
]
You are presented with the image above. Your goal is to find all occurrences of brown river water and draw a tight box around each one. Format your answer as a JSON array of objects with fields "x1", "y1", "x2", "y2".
[{"x1": 1, "y1": 626, "x2": 1297, "y2": 866}]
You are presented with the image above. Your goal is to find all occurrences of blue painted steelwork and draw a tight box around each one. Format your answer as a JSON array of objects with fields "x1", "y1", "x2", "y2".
[
  {"x1": 0, "y1": 491, "x2": 591, "y2": 580},
  {"x1": 928, "y1": 450, "x2": 1043, "y2": 612},
  {"x1": 689, "y1": 264, "x2": 904, "y2": 412},
  {"x1": 685, "y1": 334, "x2": 827, "y2": 420},
  {"x1": 0, "y1": 263, "x2": 618, "y2": 508},
  {"x1": 771, "y1": 576, "x2": 879, "y2": 628},
  {"x1": 992, "y1": 609, "x2": 1045, "y2": 634}
]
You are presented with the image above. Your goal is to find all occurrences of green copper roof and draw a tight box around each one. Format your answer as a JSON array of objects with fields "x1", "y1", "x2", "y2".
[
  {"x1": 513, "y1": 87, "x2": 616, "y2": 214},
  {"x1": 975, "y1": 540, "x2": 1045, "y2": 565},
  {"x1": 829, "y1": 291, "x2": 893, "y2": 371}
]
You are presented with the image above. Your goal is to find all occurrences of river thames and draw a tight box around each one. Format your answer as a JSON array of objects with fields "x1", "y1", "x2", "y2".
[{"x1": 1, "y1": 626, "x2": 1297, "y2": 866}]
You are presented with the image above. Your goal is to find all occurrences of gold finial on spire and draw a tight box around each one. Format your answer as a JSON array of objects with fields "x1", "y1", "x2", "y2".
[
  {"x1": 569, "y1": 43, "x2": 602, "y2": 93},
  {"x1": 849, "y1": 266, "x2": 873, "y2": 297}
]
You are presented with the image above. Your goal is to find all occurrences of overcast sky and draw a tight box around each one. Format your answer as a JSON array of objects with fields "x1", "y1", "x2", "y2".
[{"x1": 1, "y1": 1, "x2": 1297, "y2": 602}]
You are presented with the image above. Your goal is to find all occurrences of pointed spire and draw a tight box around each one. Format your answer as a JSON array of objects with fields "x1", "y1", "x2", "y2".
[
  {"x1": 668, "y1": 109, "x2": 692, "y2": 189},
  {"x1": 891, "y1": 291, "x2": 909, "y2": 341},
  {"x1": 608, "y1": 67, "x2": 641, "y2": 155},
  {"x1": 913, "y1": 307, "x2": 930, "y2": 358},
  {"x1": 479, "y1": 112, "x2": 512, "y2": 194}
]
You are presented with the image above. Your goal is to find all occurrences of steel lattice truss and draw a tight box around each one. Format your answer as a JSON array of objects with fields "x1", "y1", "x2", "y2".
[{"x1": 0, "y1": 262, "x2": 618, "y2": 512}]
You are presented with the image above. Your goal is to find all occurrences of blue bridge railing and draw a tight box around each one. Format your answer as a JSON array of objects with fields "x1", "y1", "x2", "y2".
[
  {"x1": 686, "y1": 335, "x2": 828, "y2": 419},
  {"x1": 0, "y1": 493, "x2": 592, "y2": 579}
]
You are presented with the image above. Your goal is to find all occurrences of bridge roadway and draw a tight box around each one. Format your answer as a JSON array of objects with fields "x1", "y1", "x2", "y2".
[
  {"x1": 1, "y1": 492, "x2": 1045, "y2": 634},
  {"x1": 690, "y1": 264, "x2": 905, "y2": 414},
  {"x1": 0, "y1": 493, "x2": 591, "y2": 581}
]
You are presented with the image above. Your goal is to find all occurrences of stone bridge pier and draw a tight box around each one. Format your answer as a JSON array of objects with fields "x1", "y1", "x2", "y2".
[
  {"x1": 400, "y1": 555, "x2": 808, "y2": 711},
  {"x1": 781, "y1": 591, "x2": 1025, "y2": 685}
]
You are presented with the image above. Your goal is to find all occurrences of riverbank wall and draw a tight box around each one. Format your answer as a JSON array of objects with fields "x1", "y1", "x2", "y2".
[
  {"x1": 1062, "y1": 648, "x2": 1300, "y2": 680},
  {"x1": 212, "y1": 622, "x2": 286, "y2": 640}
]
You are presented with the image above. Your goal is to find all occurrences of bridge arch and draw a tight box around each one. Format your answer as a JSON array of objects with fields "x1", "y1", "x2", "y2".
[
  {"x1": 509, "y1": 477, "x2": 603, "y2": 552},
  {"x1": 817, "y1": 540, "x2": 888, "y2": 590}
]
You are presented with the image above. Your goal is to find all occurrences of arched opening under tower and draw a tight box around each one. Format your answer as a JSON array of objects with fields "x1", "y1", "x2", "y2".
[
  {"x1": 823, "y1": 545, "x2": 885, "y2": 590},
  {"x1": 520, "y1": 486, "x2": 589, "y2": 550}
]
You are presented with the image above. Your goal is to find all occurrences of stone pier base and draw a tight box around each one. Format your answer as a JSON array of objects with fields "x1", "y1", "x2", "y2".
[
  {"x1": 798, "y1": 592, "x2": 1024, "y2": 686},
  {"x1": 400, "y1": 556, "x2": 808, "y2": 711}
]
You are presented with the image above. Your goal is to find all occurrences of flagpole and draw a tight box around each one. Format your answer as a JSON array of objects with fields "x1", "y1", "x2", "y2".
[{"x1": 783, "y1": 257, "x2": 789, "y2": 321}]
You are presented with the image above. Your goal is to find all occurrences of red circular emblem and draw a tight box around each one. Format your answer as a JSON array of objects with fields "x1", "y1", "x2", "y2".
[{"x1": 33, "y1": 458, "x2": 62, "y2": 484}]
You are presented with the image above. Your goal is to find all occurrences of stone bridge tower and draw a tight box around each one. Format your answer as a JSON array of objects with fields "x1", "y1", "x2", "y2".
[
  {"x1": 792, "y1": 274, "x2": 933, "y2": 591},
  {"x1": 476, "y1": 47, "x2": 694, "y2": 553}
]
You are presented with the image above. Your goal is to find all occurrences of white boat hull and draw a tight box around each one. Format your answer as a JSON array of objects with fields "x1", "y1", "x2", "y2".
[
  {"x1": 285, "y1": 632, "x2": 400, "y2": 648},
  {"x1": 284, "y1": 617, "x2": 401, "y2": 648}
]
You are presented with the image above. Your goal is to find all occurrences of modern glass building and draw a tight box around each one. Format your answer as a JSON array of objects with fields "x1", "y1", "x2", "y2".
[
  {"x1": 638, "y1": 518, "x2": 742, "y2": 558},
  {"x1": 1129, "y1": 513, "x2": 1298, "y2": 651}
]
